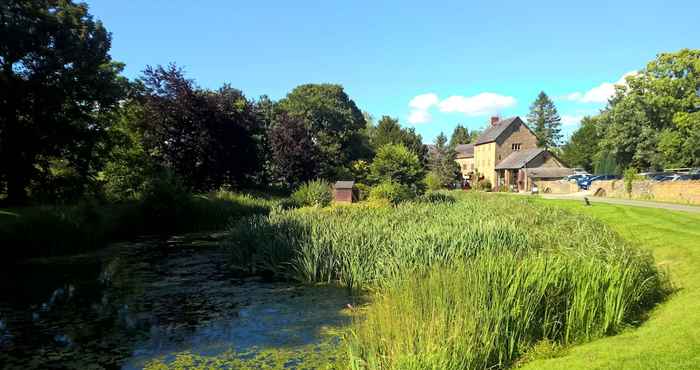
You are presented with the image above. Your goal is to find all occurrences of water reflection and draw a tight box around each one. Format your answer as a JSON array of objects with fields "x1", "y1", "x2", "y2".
[{"x1": 0, "y1": 235, "x2": 351, "y2": 369}]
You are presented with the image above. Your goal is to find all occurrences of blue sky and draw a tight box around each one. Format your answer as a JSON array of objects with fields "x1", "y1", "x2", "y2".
[{"x1": 87, "y1": 0, "x2": 699, "y2": 143}]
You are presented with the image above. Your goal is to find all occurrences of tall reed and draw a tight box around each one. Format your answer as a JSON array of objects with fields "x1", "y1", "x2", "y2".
[{"x1": 223, "y1": 192, "x2": 668, "y2": 368}]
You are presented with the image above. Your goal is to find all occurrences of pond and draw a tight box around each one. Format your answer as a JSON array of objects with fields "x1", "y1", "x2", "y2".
[{"x1": 0, "y1": 234, "x2": 353, "y2": 369}]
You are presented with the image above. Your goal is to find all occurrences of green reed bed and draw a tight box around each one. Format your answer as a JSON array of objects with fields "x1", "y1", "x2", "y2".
[{"x1": 224, "y1": 193, "x2": 668, "y2": 369}]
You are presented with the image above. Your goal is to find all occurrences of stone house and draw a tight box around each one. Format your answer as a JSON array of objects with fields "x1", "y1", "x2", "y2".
[
  {"x1": 454, "y1": 144, "x2": 474, "y2": 178},
  {"x1": 472, "y1": 116, "x2": 567, "y2": 191}
]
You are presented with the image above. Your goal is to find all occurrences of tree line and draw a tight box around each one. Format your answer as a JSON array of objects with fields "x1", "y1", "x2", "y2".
[{"x1": 560, "y1": 49, "x2": 700, "y2": 173}]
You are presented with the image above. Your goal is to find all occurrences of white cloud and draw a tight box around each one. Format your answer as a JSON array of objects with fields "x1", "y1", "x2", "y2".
[
  {"x1": 561, "y1": 115, "x2": 584, "y2": 127},
  {"x1": 562, "y1": 71, "x2": 638, "y2": 104},
  {"x1": 406, "y1": 91, "x2": 516, "y2": 124},
  {"x1": 437, "y1": 93, "x2": 517, "y2": 116},
  {"x1": 408, "y1": 93, "x2": 439, "y2": 110},
  {"x1": 407, "y1": 109, "x2": 432, "y2": 124}
]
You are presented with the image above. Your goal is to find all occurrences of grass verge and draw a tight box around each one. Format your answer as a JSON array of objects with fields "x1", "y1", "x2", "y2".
[{"x1": 518, "y1": 198, "x2": 700, "y2": 369}]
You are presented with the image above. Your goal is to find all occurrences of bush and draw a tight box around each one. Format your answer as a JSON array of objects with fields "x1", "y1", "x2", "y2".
[
  {"x1": 418, "y1": 191, "x2": 456, "y2": 204},
  {"x1": 424, "y1": 171, "x2": 443, "y2": 191},
  {"x1": 355, "y1": 183, "x2": 371, "y2": 201},
  {"x1": 369, "y1": 181, "x2": 413, "y2": 204},
  {"x1": 476, "y1": 178, "x2": 492, "y2": 191},
  {"x1": 624, "y1": 168, "x2": 639, "y2": 198},
  {"x1": 370, "y1": 144, "x2": 425, "y2": 188},
  {"x1": 292, "y1": 180, "x2": 332, "y2": 207}
]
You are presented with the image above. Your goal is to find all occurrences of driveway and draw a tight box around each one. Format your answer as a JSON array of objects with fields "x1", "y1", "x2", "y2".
[{"x1": 538, "y1": 192, "x2": 700, "y2": 213}]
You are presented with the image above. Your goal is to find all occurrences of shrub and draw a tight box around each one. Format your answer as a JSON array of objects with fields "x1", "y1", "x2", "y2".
[
  {"x1": 354, "y1": 183, "x2": 371, "y2": 201},
  {"x1": 292, "y1": 180, "x2": 332, "y2": 207},
  {"x1": 424, "y1": 171, "x2": 443, "y2": 191},
  {"x1": 369, "y1": 181, "x2": 413, "y2": 204},
  {"x1": 370, "y1": 144, "x2": 425, "y2": 188},
  {"x1": 476, "y1": 178, "x2": 492, "y2": 191},
  {"x1": 418, "y1": 191, "x2": 456, "y2": 204},
  {"x1": 624, "y1": 168, "x2": 639, "y2": 198}
]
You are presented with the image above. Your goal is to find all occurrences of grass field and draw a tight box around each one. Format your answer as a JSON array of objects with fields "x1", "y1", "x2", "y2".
[{"x1": 521, "y1": 198, "x2": 700, "y2": 369}]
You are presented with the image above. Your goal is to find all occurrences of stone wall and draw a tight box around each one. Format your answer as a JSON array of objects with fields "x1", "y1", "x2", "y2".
[
  {"x1": 535, "y1": 180, "x2": 579, "y2": 194},
  {"x1": 591, "y1": 180, "x2": 700, "y2": 205}
]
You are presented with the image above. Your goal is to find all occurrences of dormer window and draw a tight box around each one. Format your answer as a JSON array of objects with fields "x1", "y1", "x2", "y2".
[{"x1": 512, "y1": 143, "x2": 522, "y2": 151}]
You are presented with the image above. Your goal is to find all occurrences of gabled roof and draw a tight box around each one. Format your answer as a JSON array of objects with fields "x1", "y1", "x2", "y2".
[
  {"x1": 526, "y1": 167, "x2": 573, "y2": 179},
  {"x1": 334, "y1": 181, "x2": 355, "y2": 189},
  {"x1": 495, "y1": 148, "x2": 546, "y2": 170},
  {"x1": 455, "y1": 143, "x2": 474, "y2": 158},
  {"x1": 474, "y1": 116, "x2": 523, "y2": 145}
]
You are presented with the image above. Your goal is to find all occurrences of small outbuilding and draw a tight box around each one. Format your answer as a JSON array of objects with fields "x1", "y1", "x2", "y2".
[{"x1": 333, "y1": 180, "x2": 356, "y2": 203}]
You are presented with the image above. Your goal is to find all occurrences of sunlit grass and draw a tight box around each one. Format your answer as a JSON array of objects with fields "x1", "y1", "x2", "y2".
[{"x1": 225, "y1": 192, "x2": 668, "y2": 368}]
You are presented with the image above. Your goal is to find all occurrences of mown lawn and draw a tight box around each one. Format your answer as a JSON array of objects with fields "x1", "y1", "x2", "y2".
[{"x1": 522, "y1": 199, "x2": 700, "y2": 369}]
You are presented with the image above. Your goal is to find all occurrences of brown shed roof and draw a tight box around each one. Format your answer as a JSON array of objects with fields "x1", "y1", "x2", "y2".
[
  {"x1": 455, "y1": 143, "x2": 474, "y2": 158},
  {"x1": 334, "y1": 180, "x2": 355, "y2": 189},
  {"x1": 495, "y1": 148, "x2": 546, "y2": 170}
]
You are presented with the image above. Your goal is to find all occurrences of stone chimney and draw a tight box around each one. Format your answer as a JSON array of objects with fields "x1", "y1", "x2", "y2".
[{"x1": 490, "y1": 116, "x2": 500, "y2": 126}]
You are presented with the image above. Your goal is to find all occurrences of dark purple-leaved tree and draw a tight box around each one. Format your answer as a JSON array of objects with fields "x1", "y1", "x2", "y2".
[
  {"x1": 269, "y1": 113, "x2": 320, "y2": 187},
  {"x1": 136, "y1": 64, "x2": 261, "y2": 191}
]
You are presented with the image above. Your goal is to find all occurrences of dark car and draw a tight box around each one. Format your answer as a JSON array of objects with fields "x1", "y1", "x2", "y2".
[{"x1": 577, "y1": 174, "x2": 620, "y2": 190}]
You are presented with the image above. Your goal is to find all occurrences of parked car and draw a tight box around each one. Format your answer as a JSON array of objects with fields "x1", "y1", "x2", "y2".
[
  {"x1": 659, "y1": 174, "x2": 693, "y2": 182},
  {"x1": 563, "y1": 174, "x2": 590, "y2": 183},
  {"x1": 577, "y1": 174, "x2": 620, "y2": 190}
]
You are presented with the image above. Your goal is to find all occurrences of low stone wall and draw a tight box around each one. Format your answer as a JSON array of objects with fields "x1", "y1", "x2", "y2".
[
  {"x1": 535, "y1": 180, "x2": 579, "y2": 194},
  {"x1": 591, "y1": 180, "x2": 700, "y2": 205}
]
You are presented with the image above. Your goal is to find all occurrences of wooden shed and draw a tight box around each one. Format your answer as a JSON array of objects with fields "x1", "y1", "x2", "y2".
[{"x1": 333, "y1": 180, "x2": 356, "y2": 203}]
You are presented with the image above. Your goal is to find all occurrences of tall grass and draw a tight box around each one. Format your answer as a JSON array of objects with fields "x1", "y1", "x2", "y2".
[
  {"x1": 0, "y1": 190, "x2": 273, "y2": 262},
  {"x1": 224, "y1": 192, "x2": 668, "y2": 368}
]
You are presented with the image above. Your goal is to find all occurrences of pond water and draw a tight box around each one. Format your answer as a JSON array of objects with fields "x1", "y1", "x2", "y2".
[{"x1": 0, "y1": 234, "x2": 353, "y2": 369}]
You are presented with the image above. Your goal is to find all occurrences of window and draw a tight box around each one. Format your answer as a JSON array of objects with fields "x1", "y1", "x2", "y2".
[{"x1": 511, "y1": 143, "x2": 522, "y2": 151}]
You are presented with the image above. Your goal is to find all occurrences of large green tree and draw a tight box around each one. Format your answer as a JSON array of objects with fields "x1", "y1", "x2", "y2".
[
  {"x1": 370, "y1": 115, "x2": 427, "y2": 159},
  {"x1": 526, "y1": 91, "x2": 562, "y2": 148},
  {"x1": 370, "y1": 143, "x2": 425, "y2": 190},
  {"x1": 597, "y1": 49, "x2": 700, "y2": 170},
  {"x1": 0, "y1": 0, "x2": 126, "y2": 203},
  {"x1": 449, "y1": 124, "x2": 471, "y2": 147},
  {"x1": 560, "y1": 116, "x2": 601, "y2": 172},
  {"x1": 277, "y1": 84, "x2": 367, "y2": 179},
  {"x1": 429, "y1": 132, "x2": 462, "y2": 188}
]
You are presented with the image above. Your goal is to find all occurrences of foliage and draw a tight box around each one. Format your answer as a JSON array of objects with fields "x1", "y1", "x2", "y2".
[
  {"x1": 269, "y1": 113, "x2": 320, "y2": 188},
  {"x1": 520, "y1": 199, "x2": 699, "y2": 369},
  {"x1": 527, "y1": 91, "x2": 563, "y2": 148},
  {"x1": 349, "y1": 160, "x2": 371, "y2": 184},
  {"x1": 475, "y1": 178, "x2": 493, "y2": 191},
  {"x1": 369, "y1": 144, "x2": 425, "y2": 192},
  {"x1": 223, "y1": 193, "x2": 666, "y2": 369},
  {"x1": 354, "y1": 183, "x2": 371, "y2": 201},
  {"x1": 135, "y1": 65, "x2": 261, "y2": 192},
  {"x1": 277, "y1": 84, "x2": 367, "y2": 179},
  {"x1": 623, "y1": 168, "x2": 639, "y2": 198},
  {"x1": 429, "y1": 132, "x2": 462, "y2": 189},
  {"x1": 424, "y1": 171, "x2": 443, "y2": 191},
  {"x1": 0, "y1": 190, "x2": 273, "y2": 262},
  {"x1": 370, "y1": 116, "x2": 427, "y2": 158},
  {"x1": 584, "y1": 49, "x2": 700, "y2": 170},
  {"x1": 449, "y1": 124, "x2": 472, "y2": 146},
  {"x1": 593, "y1": 151, "x2": 619, "y2": 175},
  {"x1": 0, "y1": 0, "x2": 127, "y2": 204},
  {"x1": 560, "y1": 116, "x2": 601, "y2": 171},
  {"x1": 417, "y1": 191, "x2": 456, "y2": 204},
  {"x1": 368, "y1": 181, "x2": 413, "y2": 204},
  {"x1": 291, "y1": 180, "x2": 332, "y2": 208}
]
